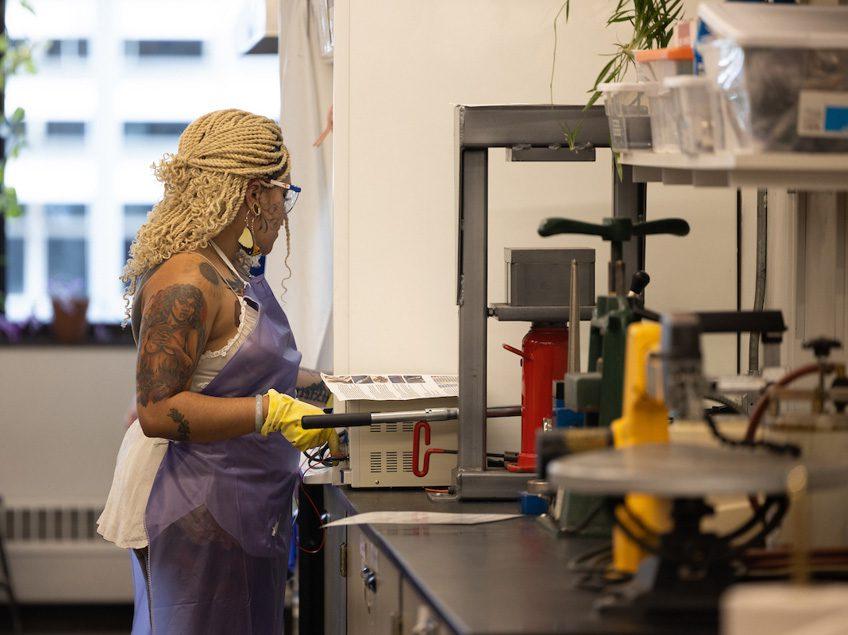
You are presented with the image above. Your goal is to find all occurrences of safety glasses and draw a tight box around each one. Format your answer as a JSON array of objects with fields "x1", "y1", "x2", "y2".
[{"x1": 266, "y1": 179, "x2": 302, "y2": 215}]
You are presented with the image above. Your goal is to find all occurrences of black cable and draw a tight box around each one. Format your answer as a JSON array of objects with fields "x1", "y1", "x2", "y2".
[
  {"x1": 730, "y1": 496, "x2": 789, "y2": 555},
  {"x1": 720, "y1": 495, "x2": 780, "y2": 544},
  {"x1": 704, "y1": 412, "x2": 800, "y2": 457},
  {"x1": 705, "y1": 393, "x2": 743, "y2": 414},
  {"x1": 560, "y1": 499, "x2": 607, "y2": 536},
  {"x1": 605, "y1": 498, "x2": 661, "y2": 556},
  {"x1": 567, "y1": 544, "x2": 612, "y2": 573}
]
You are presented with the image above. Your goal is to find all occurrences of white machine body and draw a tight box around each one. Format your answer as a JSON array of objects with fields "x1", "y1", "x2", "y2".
[{"x1": 341, "y1": 398, "x2": 458, "y2": 488}]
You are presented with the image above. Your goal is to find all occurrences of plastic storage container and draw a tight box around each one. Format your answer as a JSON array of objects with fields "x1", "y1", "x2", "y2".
[
  {"x1": 635, "y1": 46, "x2": 694, "y2": 82},
  {"x1": 665, "y1": 75, "x2": 724, "y2": 156},
  {"x1": 598, "y1": 82, "x2": 653, "y2": 151},
  {"x1": 648, "y1": 82, "x2": 681, "y2": 153},
  {"x1": 697, "y1": 2, "x2": 848, "y2": 153}
]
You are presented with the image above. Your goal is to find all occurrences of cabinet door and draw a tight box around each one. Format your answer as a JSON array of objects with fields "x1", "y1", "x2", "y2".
[
  {"x1": 346, "y1": 526, "x2": 401, "y2": 634},
  {"x1": 401, "y1": 579, "x2": 451, "y2": 635},
  {"x1": 324, "y1": 488, "x2": 349, "y2": 635}
]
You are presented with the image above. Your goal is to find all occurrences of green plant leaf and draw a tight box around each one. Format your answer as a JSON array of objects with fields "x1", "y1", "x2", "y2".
[{"x1": 1, "y1": 187, "x2": 22, "y2": 218}]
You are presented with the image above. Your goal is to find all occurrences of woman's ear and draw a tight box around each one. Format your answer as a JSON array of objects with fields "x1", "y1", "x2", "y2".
[{"x1": 245, "y1": 179, "x2": 263, "y2": 207}]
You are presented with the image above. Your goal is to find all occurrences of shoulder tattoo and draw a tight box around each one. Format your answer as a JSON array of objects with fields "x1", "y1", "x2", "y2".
[
  {"x1": 199, "y1": 262, "x2": 220, "y2": 286},
  {"x1": 136, "y1": 284, "x2": 207, "y2": 406}
]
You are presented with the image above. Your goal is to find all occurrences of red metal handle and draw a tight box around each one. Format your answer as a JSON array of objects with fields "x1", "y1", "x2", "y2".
[
  {"x1": 502, "y1": 343, "x2": 530, "y2": 360},
  {"x1": 412, "y1": 420, "x2": 431, "y2": 477}
]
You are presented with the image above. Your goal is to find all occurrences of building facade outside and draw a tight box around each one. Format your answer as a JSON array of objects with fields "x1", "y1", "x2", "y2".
[{"x1": 5, "y1": 0, "x2": 279, "y2": 323}]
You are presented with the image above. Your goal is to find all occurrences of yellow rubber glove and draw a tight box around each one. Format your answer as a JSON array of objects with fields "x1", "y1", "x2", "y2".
[{"x1": 262, "y1": 389, "x2": 340, "y2": 453}]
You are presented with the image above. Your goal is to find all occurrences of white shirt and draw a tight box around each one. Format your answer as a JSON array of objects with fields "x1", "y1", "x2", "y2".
[{"x1": 96, "y1": 299, "x2": 258, "y2": 549}]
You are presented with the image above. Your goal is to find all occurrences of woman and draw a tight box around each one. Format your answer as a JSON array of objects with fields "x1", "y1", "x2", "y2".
[{"x1": 98, "y1": 109, "x2": 339, "y2": 634}]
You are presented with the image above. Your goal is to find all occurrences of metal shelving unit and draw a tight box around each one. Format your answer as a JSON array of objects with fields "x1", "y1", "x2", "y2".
[
  {"x1": 621, "y1": 150, "x2": 848, "y2": 190},
  {"x1": 450, "y1": 104, "x2": 646, "y2": 500}
]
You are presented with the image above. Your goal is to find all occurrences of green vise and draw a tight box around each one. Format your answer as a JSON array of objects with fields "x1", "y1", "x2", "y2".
[{"x1": 538, "y1": 216, "x2": 690, "y2": 427}]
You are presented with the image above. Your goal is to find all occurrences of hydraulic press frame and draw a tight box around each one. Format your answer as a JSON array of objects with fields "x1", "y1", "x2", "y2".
[{"x1": 452, "y1": 104, "x2": 646, "y2": 500}]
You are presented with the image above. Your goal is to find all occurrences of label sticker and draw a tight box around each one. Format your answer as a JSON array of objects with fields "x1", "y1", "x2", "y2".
[{"x1": 798, "y1": 90, "x2": 848, "y2": 139}]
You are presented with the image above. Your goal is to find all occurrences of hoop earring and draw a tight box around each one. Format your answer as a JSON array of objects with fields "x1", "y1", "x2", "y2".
[{"x1": 238, "y1": 205, "x2": 262, "y2": 256}]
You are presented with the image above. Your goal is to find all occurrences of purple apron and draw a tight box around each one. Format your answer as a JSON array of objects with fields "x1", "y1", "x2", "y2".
[{"x1": 132, "y1": 274, "x2": 302, "y2": 635}]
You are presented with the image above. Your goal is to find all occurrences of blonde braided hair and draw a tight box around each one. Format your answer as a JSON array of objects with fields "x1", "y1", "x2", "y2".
[{"x1": 121, "y1": 109, "x2": 290, "y2": 319}]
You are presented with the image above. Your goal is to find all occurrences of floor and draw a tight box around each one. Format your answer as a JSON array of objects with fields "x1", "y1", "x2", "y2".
[
  {"x1": 0, "y1": 605, "x2": 133, "y2": 634},
  {"x1": 0, "y1": 604, "x2": 297, "y2": 634}
]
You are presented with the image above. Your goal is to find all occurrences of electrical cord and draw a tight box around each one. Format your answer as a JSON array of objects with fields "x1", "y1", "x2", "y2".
[
  {"x1": 303, "y1": 444, "x2": 349, "y2": 470},
  {"x1": 745, "y1": 363, "x2": 832, "y2": 443},
  {"x1": 606, "y1": 494, "x2": 788, "y2": 565},
  {"x1": 705, "y1": 411, "x2": 800, "y2": 457},
  {"x1": 297, "y1": 480, "x2": 326, "y2": 554},
  {"x1": 559, "y1": 499, "x2": 607, "y2": 537}
]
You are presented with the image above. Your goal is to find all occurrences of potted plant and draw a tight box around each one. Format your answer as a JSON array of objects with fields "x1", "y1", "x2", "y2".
[{"x1": 49, "y1": 276, "x2": 88, "y2": 344}]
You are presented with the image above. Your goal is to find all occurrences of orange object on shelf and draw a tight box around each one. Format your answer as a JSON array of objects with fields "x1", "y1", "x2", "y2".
[{"x1": 635, "y1": 46, "x2": 694, "y2": 63}]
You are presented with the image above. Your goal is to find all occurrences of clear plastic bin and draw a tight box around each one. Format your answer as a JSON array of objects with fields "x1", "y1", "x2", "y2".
[
  {"x1": 698, "y1": 2, "x2": 848, "y2": 153},
  {"x1": 648, "y1": 83, "x2": 681, "y2": 153},
  {"x1": 665, "y1": 76, "x2": 724, "y2": 156},
  {"x1": 598, "y1": 82, "x2": 653, "y2": 152}
]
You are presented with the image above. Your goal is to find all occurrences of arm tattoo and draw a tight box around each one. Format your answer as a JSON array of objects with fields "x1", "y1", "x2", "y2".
[
  {"x1": 199, "y1": 262, "x2": 220, "y2": 286},
  {"x1": 169, "y1": 408, "x2": 191, "y2": 441},
  {"x1": 297, "y1": 381, "x2": 331, "y2": 405},
  {"x1": 136, "y1": 284, "x2": 207, "y2": 406}
]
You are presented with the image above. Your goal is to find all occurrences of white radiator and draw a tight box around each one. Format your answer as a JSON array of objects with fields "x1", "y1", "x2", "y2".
[{"x1": 3, "y1": 503, "x2": 133, "y2": 603}]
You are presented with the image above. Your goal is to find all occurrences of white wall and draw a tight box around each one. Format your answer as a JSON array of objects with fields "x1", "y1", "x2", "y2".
[
  {"x1": 0, "y1": 349, "x2": 135, "y2": 505},
  {"x1": 333, "y1": 1, "x2": 743, "y2": 452}
]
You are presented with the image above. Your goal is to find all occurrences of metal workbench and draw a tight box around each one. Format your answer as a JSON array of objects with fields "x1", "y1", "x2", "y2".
[{"x1": 300, "y1": 485, "x2": 717, "y2": 635}]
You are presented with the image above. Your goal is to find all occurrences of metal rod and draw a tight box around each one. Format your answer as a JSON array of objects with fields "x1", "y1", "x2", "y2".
[
  {"x1": 736, "y1": 188, "x2": 743, "y2": 376},
  {"x1": 613, "y1": 162, "x2": 646, "y2": 287},
  {"x1": 302, "y1": 406, "x2": 522, "y2": 429},
  {"x1": 749, "y1": 188, "x2": 768, "y2": 375},
  {"x1": 568, "y1": 259, "x2": 581, "y2": 373},
  {"x1": 615, "y1": 260, "x2": 626, "y2": 297}
]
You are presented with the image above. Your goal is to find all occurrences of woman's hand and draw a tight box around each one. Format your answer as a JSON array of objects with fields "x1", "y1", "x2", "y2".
[{"x1": 262, "y1": 389, "x2": 340, "y2": 452}]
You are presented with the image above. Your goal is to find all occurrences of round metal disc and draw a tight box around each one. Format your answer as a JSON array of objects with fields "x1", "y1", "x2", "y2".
[{"x1": 547, "y1": 443, "x2": 848, "y2": 496}]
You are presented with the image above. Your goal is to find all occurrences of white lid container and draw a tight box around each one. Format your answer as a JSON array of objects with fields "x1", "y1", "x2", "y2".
[
  {"x1": 597, "y1": 82, "x2": 655, "y2": 151},
  {"x1": 663, "y1": 75, "x2": 711, "y2": 89},
  {"x1": 698, "y1": 2, "x2": 848, "y2": 50},
  {"x1": 598, "y1": 81, "x2": 656, "y2": 94}
]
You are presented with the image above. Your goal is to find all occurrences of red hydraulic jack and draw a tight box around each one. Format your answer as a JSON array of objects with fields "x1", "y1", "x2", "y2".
[{"x1": 503, "y1": 325, "x2": 569, "y2": 472}]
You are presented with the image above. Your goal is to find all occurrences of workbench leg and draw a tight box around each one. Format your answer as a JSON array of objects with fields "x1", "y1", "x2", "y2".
[{"x1": 457, "y1": 148, "x2": 489, "y2": 480}]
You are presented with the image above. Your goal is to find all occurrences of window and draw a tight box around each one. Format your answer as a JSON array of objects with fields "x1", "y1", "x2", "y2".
[
  {"x1": 46, "y1": 121, "x2": 86, "y2": 140},
  {"x1": 124, "y1": 40, "x2": 203, "y2": 58},
  {"x1": 45, "y1": 39, "x2": 89, "y2": 59},
  {"x1": 5, "y1": 212, "x2": 26, "y2": 295},
  {"x1": 123, "y1": 204, "x2": 151, "y2": 264},
  {"x1": 6, "y1": 237, "x2": 24, "y2": 294},
  {"x1": 45, "y1": 204, "x2": 88, "y2": 297},
  {"x1": 124, "y1": 122, "x2": 188, "y2": 139},
  {"x1": 3, "y1": 2, "x2": 280, "y2": 328},
  {"x1": 3, "y1": 204, "x2": 89, "y2": 320}
]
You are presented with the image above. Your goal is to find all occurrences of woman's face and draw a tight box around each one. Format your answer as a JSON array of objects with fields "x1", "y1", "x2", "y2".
[{"x1": 249, "y1": 178, "x2": 288, "y2": 255}]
